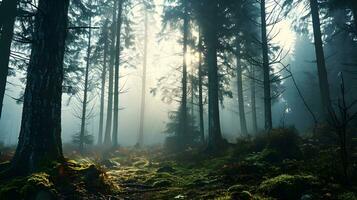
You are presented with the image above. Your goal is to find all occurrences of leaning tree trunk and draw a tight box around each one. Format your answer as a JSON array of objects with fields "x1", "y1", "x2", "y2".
[
  {"x1": 79, "y1": 11, "x2": 92, "y2": 152},
  {"x1": 250, "y1": 66, "x2": 258, "y2": 133},
  {"x1": 198, "y1": 30, "x2": 204, "y2": 142},
  {"x1": 11, "y1": 0, "x2": 70, "y2": 174},
  {"x1": 261, "y1": 0, "x2": 272, "y2": 131},
  {"x1": 309, "y1": 0, "x2": 332, "y2": 116},
  {"x1": 112, "y1": 0, "x2": 124, "y2": 147},
  {"x1": 137, "y1": 9, "x2": 148, "y2": 148},
  {"x1": 203, "y1": 0, "x2": 223, "y2": 150},
  {"x1": 0, "y1": 0, "x2": 17, "y2": 119},
  {"x1": 235, "y1": 38, "x2": 248, "y2": 135},
  {"x1": 98, "y1": 20, "x2": 109, "y2": 145},
  {"x1": 104, "y1": 1, "x2": 117, "y2": 145}
]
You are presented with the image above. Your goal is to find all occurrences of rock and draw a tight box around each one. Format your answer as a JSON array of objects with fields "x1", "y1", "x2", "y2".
[
  {"x1": 152, "y1": 180, "x2": 171, "y2": 188},
  {"x1": 157, "y1": 165, "x2": 175, "y2": 173}
]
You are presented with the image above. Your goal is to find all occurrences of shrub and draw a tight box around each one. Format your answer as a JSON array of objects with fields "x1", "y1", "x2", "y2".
[{"x1": 258, "y1": 174, "x2": 319, "y2": 200}]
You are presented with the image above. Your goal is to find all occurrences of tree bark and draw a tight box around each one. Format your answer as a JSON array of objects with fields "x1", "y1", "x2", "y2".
[
  {"x1": 309, "y1": 0, "x2": 332, "y2": 116},
  {"x1": 137, "y1": 9, "x2": 148, "y2": 148},
  {"x1": 179, "y1": 0, "x2": 189, "y2": 142},
  {"x1": 261, "y1": 0, "x2": 272, "y2": 131},
  {"x1": 198, "y1": 30, "x2": 204, "y2": 142},
  {"x1": 203, "y1": 0, "x2": 223, "y2": 150},
  {"x1": 0, "y1": 0, "x2": 17, "y2": 119},
  {"x1": 250, "y1": 66, "x2": 258, "y2": 133},
  {"x1": 112, "y1": 0, "x2": 124, "y2": 147},
  {"x1": 79, "y1": 10, "x2": 92, "y2": 152},
  {"x1": 11, "y1": 0, "x2": 69, "y2": 174},
  {"x1": 98, "y1": 20, "x2": 109, "y2": 145},
  {"x1": 235, "y1": 39, "x2": 248, "y2": 135},
  {"x1": 104, "y1": 1, "x2": 118, "y2": 145}
]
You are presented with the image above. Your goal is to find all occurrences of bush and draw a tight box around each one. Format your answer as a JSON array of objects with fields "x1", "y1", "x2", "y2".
[
  {"x1": 248, "y1": 128, "x2": 302, "y2": 162},
  {"x1": 258, "y1": 174, "x2": 319, "y2": 200}
]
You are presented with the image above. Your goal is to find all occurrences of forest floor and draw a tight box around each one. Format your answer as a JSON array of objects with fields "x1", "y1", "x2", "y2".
[{"x1": 1, "y1": 128, "x2": 357, "y2": 199}]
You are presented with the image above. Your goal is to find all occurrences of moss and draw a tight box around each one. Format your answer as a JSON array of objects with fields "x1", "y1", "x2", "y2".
[
  {"x1": 0, "y1": 172, "x2": 56, "y2": 200},
  {"x1": 152, "y1": 180, "x2": 172, "y2": 187},
  {"x1": 228, "y1": 184, "x2": 247, "y2": 193},
  {"x1": 338, "y1": 192, "x2": 357, "y2": 200},
  {"x1": 258, "y1": 174, "x2": 319, "y2": 200}
]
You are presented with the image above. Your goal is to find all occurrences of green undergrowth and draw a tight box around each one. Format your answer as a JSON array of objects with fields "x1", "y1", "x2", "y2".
[{"x1": 0, "y1": 159, "x2": 118, "y2": 200}]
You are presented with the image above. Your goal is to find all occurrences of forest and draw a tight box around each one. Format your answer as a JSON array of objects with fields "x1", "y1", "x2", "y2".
[{"x1": 0, "y1": 0, "x2": 357, "y2": 199}]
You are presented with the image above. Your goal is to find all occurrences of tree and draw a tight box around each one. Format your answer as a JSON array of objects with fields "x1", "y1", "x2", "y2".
[
  {"x1": 79, "y1": 2, "x2": 93, "y2": 152},
  {"x1": 260, "y1": 0, "x2": 272, "y2": 131},
  {"x1": 235, "y1": 30, "x2": 248, "y2": 136},
  {"x1": 137, "y1": 3, "x2": 150, "y2": 147},
  {"x1": 201, "y1": 0, "x2": 223, "y2": 149},
  {"x1": 10, "y1": 0, "x2": 70, "y2": 174},
  {"x1": 98, "y1": 20, "x2": 110, "y2": 145},
  {"x1": 309, "y1": 0, "x2": 333, "y2": 117},
  {"x1": 112, "y1": 0, "x2": 124, "y2": 147},
  {"x1": 104, "y1": 0, "x2": 117, "y2": 145},
  {"x1": 0, "y1": 0, "x2": 18, "y2": 118},
  {"x1": 197, "y1": 28, "x2": 205, "y2": 142}
]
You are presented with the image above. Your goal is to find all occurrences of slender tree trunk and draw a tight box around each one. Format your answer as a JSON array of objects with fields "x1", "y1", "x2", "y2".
[
  {"x1": 203, "y1": 0, "x2": 223, "y2": 150},
  {"x1": 137, "y1": 10, "x2": 148, "y2": 147},
  {"x1": 0, "y1": 0, "x2": 17, "y2": 119},
  {"x1": 235, "y1": 39, "x2": 248, "y2": 135},
  {"x1": 79, "y1": 11, "x2": 92, "y2": 152},
  {"x1": 180, "y1": 0, "x2": 189, "y2": 142},
  {"x1": 11, "y1": 0, "x2": 69, "y2": 174},
  {"x1": 261, "y1": 0, "x2": 272, "y2": 131},
  {"x1": 112, "y1": 0, "x2": 124, "y2": 147},
  {"x1": 198, "y1": 30, "x2": 204, "y2": 142},
  {"x1": 104, "y1": 1, "x2": 117, "y2": 145},
  {"x1": 98, "y1": 20, "x2": 109, "y2": 145},
  {"x1": 309, "y1": 0, "x2": 332, "y2": 116},
  {"x1": 250, "y1": 66, "x2": 258, "y2": 133},
  {"x1": 352, "y1": 5, "x2": 357, "y2": 34}
]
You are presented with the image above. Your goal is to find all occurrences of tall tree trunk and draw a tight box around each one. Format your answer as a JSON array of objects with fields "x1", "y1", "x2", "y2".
[
  {"x1": 203, "y1": 0, "x2": 223, "y2": 150},
  {"x1": 79, "y1": 11, "x2": 92, "y2": 152},
  {"x1": 11, "y1": 0, "x2": 69, "y2": 174},
  {"x1": 261, "y1": 0, "x2": 272, "y2": 131},
  {"x1": 235, "y1": 39, "x2": 248, "y2": 135},
  {"x1": 198, "y1": 30, "x2": 204, "y2": 142},
  {"x1": 112, "y1": 0, "x2": 124, "y2": 147},
  {"x1": 250, "y1": 66, "x2": 258, "y2": 133},
  {"x1": 0, "y1": 0, "x2": 17, "y2": 119},
  {"x1": 137, "y1": 9, "x2": 148, "y2": 147},
  {"x1": 104, "y1": 1, "x2": 117, "y2": 145},
  {"x1": 98, "y1": 20, "x2": 109, "y2": 145},
  {"x1": 352, "y1": 5, "x2": 357, "y2": 34},
  {"x1": 309, "y1": 0, "x2": 332, "y2": 116},
  {"x1": 180, "y1": 0, "x2": 189, "y2": 142}
]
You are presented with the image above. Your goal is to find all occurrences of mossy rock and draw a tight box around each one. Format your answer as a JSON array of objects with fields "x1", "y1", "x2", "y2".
[
  {"x1": 258, "y1": 174, "x2": 319, "y2": 200},
  {"x1": 0, "y1": 172, "x2": 56, "y2": 200}
]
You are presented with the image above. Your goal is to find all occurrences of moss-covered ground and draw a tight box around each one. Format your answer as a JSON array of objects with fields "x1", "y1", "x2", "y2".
[{"x1": 0, "y1": 128, "x2": 357, "y2": 199}]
